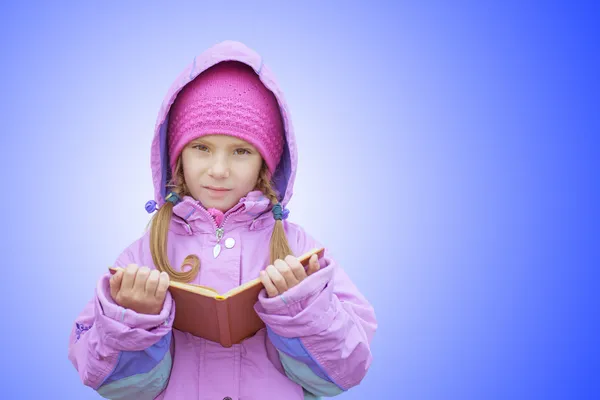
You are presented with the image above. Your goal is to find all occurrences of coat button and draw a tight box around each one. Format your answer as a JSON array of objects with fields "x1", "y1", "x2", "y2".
[
  {"x1": 225, "y1": 238, "x2": 235, "y2": 249},
  {"x1": 223, "y1": 397, "x2": 232, "y2": 400}
]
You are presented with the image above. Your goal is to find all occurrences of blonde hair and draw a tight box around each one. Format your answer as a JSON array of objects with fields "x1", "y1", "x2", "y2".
[{"x1": 148, "y1": 157, "x2": 293, "y2": 282}]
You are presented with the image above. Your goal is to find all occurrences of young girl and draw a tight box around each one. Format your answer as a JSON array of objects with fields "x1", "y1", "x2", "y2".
[{"x1": 68, "y1": 40, "x2": 377, "y2": 400}]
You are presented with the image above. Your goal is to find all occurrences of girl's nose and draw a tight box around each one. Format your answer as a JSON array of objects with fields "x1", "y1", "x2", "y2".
[{"x1": 208, "y1": 156, "x2": 230, "y2": 179}]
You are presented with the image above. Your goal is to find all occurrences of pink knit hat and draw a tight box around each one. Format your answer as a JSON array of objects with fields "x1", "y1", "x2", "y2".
[{"x1": 167, "y1": 61, "x2": 284, "y2": 176}]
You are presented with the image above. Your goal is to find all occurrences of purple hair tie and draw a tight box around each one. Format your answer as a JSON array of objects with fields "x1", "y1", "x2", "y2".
[{"x1": 145, "y1": 200, "x2": 158, "y2": 214}]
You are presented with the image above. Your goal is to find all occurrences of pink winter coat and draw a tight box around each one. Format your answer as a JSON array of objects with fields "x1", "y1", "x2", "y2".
[{"x1": 68, "y1": 40, "x2": 377, "y2": 400}]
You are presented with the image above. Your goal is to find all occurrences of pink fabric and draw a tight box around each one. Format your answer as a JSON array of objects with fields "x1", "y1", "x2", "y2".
[
  {"x1": 68, "y1": 41, "x2": 376, "y2": 400},
  {"x1": 167, "y1": 61, "x2": 284, "y2": 176},
  {"x1": 207, "y1": 207, "x2": 225, "y2": 226},
  {"x1": 69, "y1": 194, "x2": 377, "y2": 398},
  {"x1": 151, "y1": 41, "x2": 297, "y2": 208},
  {"x1": 150, "y1": 40, "x2": 298, "y2": 207}
]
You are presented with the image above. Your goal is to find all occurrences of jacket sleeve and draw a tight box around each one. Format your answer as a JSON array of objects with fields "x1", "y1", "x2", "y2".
[
  {"x1": 68, "y1": 234, "x2": 175, "y2": 400},
  {"x1": 254, "y1": 224, "x2": 377, "y2": 396}
]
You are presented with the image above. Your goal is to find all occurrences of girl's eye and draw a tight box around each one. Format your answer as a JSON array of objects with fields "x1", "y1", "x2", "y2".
[
  {"x1": 193, "y1": 144, "x2": 209, "y2": 152},
  {"x1": 234, "y1": 148, "x2": 251, "y2": 155}
]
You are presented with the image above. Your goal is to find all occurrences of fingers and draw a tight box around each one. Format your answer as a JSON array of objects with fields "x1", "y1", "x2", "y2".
[
  {"x1": 284, "y1": 255, "x2": 307, "y2": 282},
  {"x1": 260, "y1": 270, "x2": 279, "y2": 298},
  {"x1": 265, "y1": 264, "x2": 288, "y2": 295},
  {"x1": 109, "y1": 269, "x2": 123, "y2": 300},
  {"x1": 260, "y1": 255, "x2": 321, "y2": 299},
  {"x1": 133, "y1": 266, "x2": 151, "y2": 292},
  {"x1": 306, "y1": 254, "x2": 321, "y2": 276},
  {"x1": 120, "y1": 264, "x2": 138, "y2": 290},
  {"x1": 274, "y1": 259, "x2": 300, "y2": 288},
  {"x1": 145, "y1": 270, "x2": 160, "y2": 296},
  {"x1": 155, "y1": 272, "x2": 170, "y2": 301}
]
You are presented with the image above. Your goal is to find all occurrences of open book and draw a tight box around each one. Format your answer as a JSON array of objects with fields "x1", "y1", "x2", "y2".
[{"x1": 109, "y1": 247, "x2": 325, "y2": 347}]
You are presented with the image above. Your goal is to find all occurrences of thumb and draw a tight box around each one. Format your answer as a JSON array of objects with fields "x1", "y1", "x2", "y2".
[
  {"x1": 110, "y1": 270, "x2": 123, "y2": 301},
  {"x1": 306, "y1": 254, "x2": 320, "y2": 276}
]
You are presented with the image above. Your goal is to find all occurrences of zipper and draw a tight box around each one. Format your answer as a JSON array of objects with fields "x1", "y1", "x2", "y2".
[{"x1": 188, "y1": 201, "x2": 246, "y2": 258}]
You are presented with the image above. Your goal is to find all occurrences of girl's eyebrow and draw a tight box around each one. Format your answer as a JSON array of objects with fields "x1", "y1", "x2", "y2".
[
  {"x1": 229, "y1": 142, "x2": 254, "y2": 149},
  {"x1": 189, "y1": 137, "x2": 255, "y2": 149},
  {"x1": 189, "y1": 138, "x2": 207, "y2": 145}
]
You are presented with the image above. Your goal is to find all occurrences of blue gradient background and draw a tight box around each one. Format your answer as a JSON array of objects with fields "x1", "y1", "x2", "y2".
[{"x1": 1, "y1": 1, "x2": 598, "y2": 399}]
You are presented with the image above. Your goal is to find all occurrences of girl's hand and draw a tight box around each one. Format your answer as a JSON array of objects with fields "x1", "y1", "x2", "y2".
[
  {"x1": 260, "y1": 254, "x2": 321, "y2": 298},
  {"x1": 109, "y1": 264, "x2": 170, "y2": 315}
]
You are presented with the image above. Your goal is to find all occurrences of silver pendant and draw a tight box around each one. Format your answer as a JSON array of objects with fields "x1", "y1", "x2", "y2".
[{"x1": 213, "y1": 243, "x2": 221, "y2": 258}]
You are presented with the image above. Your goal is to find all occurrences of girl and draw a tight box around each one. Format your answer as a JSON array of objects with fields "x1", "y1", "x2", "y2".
[{"x1": 68, "y1": 40, "x2": 377, "y2": 400}]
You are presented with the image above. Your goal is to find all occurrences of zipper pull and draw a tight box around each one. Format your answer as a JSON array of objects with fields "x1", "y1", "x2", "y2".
[{"x1": 214, "y1": 228, "x2": 224, "y2": 258}]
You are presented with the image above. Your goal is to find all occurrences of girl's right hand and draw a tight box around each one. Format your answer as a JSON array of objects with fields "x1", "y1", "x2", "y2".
[{"x1": 109, "y1": 264, "x2": 170, "y2": 315}]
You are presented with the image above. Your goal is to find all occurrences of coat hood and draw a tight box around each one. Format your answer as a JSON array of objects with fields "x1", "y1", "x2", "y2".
[{"x1": 150, "y1": 41, "x2": 297, "y2": 208}]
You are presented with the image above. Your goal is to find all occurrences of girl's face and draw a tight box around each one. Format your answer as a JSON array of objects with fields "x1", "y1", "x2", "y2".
[{"x1": 181, "y1": 135, "x2": 263, "y2": 212}]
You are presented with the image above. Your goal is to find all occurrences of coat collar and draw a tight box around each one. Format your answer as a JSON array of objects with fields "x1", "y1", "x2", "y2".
[{"x1": 169, "y1": 190, "x2": 277, "y2": 235}]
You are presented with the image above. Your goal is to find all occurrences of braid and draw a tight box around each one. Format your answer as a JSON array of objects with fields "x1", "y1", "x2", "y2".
[
  {"x1": 255, "y1": 162, "x2": 294, "y2": 264},
  {"x1": 256, "y1": 164, "x2": 279, "y2": 205},
  {"x1": 148, "y1": 157, "x2": 199, "y2": 282},
  {"x1": 166, "y1": 157, "x2": 191, "y2": 198}
]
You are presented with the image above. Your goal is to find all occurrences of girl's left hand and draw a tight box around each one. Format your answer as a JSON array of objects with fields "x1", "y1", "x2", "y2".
[{"x1": 260, "y1": 254, "x2": 321, "y2": 298}]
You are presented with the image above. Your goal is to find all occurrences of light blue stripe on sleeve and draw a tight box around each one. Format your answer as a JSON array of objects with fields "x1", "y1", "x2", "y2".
[
  {"x1": 303, "y1": 388, "x2": 322, "y2": 400},
  {"x1": 102, "y1": 333, "x2": 171, "y2": 385},
  {"x1": 97, "y1": 351, "x2": 172, "y2": 400},
  {"x1": 279, "y1": 350, "x2": 344, "y2": 397},
  {"x1": 266, "y1": 326, "x2": 341, "y2": 387}
]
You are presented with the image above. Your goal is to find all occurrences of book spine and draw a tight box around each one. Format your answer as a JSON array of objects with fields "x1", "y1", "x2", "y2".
[{"x1": 215, "y1": 296, "x2": 232, "y2": 347}]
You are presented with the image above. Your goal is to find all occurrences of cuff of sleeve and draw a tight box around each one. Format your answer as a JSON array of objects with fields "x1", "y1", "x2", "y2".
[
  {"x1": 257, "y1": 258, "x2": 334, "y2": 315},
  {"x1": 96, "y1": 274, "x2": 174, "y2": 330},
  {"x1": 254, "y1": 264, "x2": 338, "y2": 337}
]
